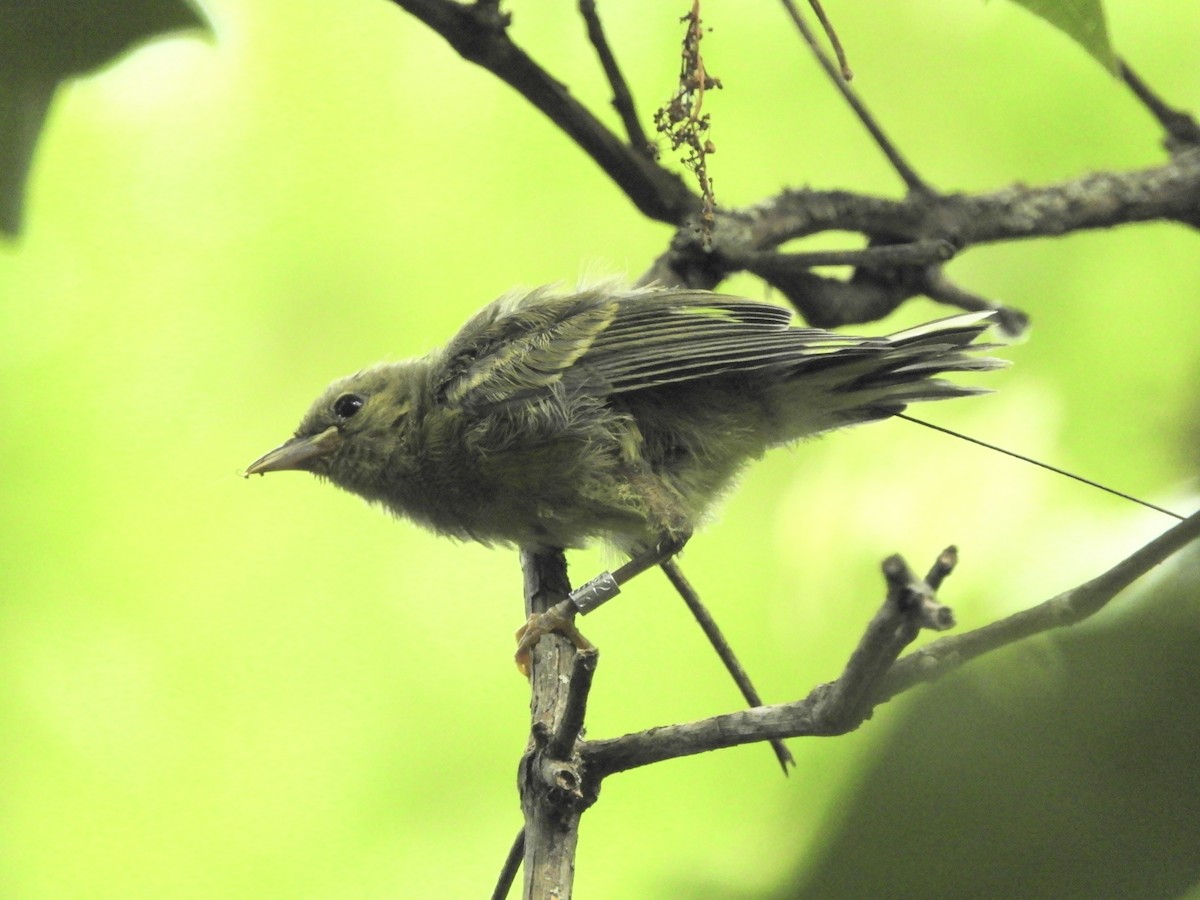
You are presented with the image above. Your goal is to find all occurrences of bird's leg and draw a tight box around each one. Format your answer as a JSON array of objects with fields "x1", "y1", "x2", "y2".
[
  {"x1": 513, "y1": 540, "x2": 795, "y2": 772},
  {"x1": 514, "y1": 535, "x2": 687, "y2": 676},
  {"x1": 575, "y1": 534, "x2": 690, "y2": 612},
  {"x1": 659, "y1": 558, "x2": 795, "y2": 773}
]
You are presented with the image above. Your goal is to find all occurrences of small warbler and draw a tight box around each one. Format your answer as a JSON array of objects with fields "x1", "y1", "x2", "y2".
[
  {"x1": 246, "y1": 284, "x2": 1003, "y2": 671},
  {"x1": 247, "y1": 284, "x2": 1001, "y2": 548}
]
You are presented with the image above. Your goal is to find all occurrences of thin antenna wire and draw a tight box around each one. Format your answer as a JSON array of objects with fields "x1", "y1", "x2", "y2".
[{"x1": 896, "y1": 413, "x2": 1186, "y2": 522}]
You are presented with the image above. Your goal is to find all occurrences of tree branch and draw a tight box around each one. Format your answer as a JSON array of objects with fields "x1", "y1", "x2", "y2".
[
  {"x1": 644, "y1": 147, "x2": 1200, "y2": 313},
  {"x1": 1119, "y1": 58, "x2": 1200, "y2": 154},
  {"x1": 877, "y1": 508, "x2": 1200, "y2": 702},
  {"x1": 582, "y1": 512, "x2": 1200, "y2": 779},
  {"x1": 578, "y1": 0, "x2": 653, "y2": 156},
  {"x1": 518, "y1": 548, "x2": 593, "y2": 900},
  {"x1": 580, "y1": 547, "x2": 955, "y2": 778},
  {"x1": 386, "y1": 8, "x2": 1200, "y2": 895},
  {"x1": 389, "y1": 4, "x2": 1200, "y2": 324},
  {"x1": 491, "y1": 829, "x2": 525, "y2": 900},
  {"x1": 779, "y1": 0, "x2": 928, "y2": 193}
]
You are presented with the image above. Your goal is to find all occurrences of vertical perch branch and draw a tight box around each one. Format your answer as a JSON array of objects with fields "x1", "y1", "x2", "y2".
[{"x1": 518, "y1": 549, "x2": 598, "y2": 900}]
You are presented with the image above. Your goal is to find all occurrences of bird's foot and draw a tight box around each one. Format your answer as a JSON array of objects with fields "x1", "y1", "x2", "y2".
[{"x1": 514, "y1": 605, "x2": 596, "y2": 677}]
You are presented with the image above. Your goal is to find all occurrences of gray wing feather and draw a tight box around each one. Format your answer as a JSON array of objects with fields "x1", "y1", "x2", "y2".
[{"x1": 580, "y1": 292, "x2": 1003, "y2": 394}]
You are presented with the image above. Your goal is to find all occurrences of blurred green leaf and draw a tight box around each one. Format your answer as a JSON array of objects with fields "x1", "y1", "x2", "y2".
[
  {"x1": 1004, "y1": 0, "x2": 1119, "y2": 73},
  {"x1": 0, "y1": 0, "x2": 209, "y2": 236}
]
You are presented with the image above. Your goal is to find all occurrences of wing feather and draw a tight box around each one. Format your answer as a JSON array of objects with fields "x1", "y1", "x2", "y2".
[{"x1": 438, "y1": 286, "x2": 1000, "y2": 408}]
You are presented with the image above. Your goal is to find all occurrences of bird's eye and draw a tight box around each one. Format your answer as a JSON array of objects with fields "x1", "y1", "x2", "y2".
[{"x1": 333, "y1": 393, "x2": 365, "y2": 419}]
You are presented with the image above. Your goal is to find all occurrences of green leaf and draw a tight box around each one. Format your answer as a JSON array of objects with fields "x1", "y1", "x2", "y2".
[
  {"x1": 0, "y1": 0, "x2": 210, "y2": 237},
  {"x1": 1005, "y1": 0, "x2": 1118, "y2": 74}
]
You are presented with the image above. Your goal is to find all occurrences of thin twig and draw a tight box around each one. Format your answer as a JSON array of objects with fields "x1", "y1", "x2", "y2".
[
  {"x1": 779, "y1": 0, "x2": 928, "y2": 193},
  {"x1": 807, "y1": 0, "x2": 852, "y2": 80},
  {"x1": 923, "y1": 545, "x2": 958, "y2": 590},
  {"x1": 660, "y1": 559, "x2": 795, "y2": 773},
  {"x1": 491, "y1": 828, "x2": 525, "y2": 900},
  {"x1": 519, "y1": 549, "x2": 585, "y2": 900},
  {"x1": 917, "y1": 267, "x2": 1030, "y2": 335},
  {"x1": 389, "y1": 0, "x2": 698, "y2": 223},
  {"x1": 579, "y1": 0, "x2": 654, "y2": 156},
  {"x1": 1119, "y1": 58, "x2": 1200, "y2": 152},
  {"x1": 547, "y1": 649, "x2": 599, "y2": 760},
  {"x1": 814, "y1": 552, "x2": 954, "y2": 729},
  {"x1": 877, "y1": 510, "x2": 1200, "y2": 702}
]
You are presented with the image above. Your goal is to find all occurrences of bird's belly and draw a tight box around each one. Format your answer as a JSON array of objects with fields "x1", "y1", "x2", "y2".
[{"x1": 403, "y1": 445, "x2": 652, "y2": 550}]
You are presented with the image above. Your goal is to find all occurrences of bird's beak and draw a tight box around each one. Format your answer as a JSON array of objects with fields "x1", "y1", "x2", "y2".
[{"x1": 244, "y1": 426, "x2": 342, "y2": 477}]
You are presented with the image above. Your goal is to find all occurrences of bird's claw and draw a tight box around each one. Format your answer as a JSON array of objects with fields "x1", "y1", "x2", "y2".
[{"x1": 515, "y1": 608, "x2": 595, "y2": 677}]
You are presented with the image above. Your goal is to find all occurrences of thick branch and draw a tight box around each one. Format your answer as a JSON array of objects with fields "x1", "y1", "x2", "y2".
[
  {"x1": 518, "y1": 549, "x2": 592, "y2": 900},
  {"x1": 644, "y1": 147, "x2": 1200, "y2": 307},
  {"x1": 730, "y1": 149, "x2": 1200, "y2": 252}
]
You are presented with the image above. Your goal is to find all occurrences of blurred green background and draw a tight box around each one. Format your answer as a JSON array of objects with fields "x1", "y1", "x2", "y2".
[{"x1": 2, "y1": 1, "x2": 1198, "y2": 897}]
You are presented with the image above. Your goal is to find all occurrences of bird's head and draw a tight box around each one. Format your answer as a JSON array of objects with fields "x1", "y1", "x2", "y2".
[{"x1": 244, "y1": 363, "x2": 422, "y2": 496}]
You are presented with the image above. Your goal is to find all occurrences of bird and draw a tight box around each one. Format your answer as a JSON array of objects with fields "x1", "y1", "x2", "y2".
[{"x1": 245, "y1": 283, "x2": 1004, "y2": 668}]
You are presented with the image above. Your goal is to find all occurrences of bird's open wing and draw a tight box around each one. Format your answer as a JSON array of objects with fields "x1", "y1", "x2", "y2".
[
  {"x1": 578, "y1": 293, "x2": 874, "y2": 392},
  {"x1": 437, "y1": 286, "x2": 997, "y2": 408},
  {"x1": 435, "y1": 287, "x2": 620, "y2": 407}
]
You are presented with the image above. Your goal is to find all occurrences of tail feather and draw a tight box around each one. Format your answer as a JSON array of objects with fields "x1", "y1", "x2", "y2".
[{"x1": 771, "y1": 312, "x2": 1008, "y2": 440}]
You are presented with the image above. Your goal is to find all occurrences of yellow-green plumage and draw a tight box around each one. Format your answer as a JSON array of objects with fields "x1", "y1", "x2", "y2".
[{"x1": 246, "y1": 285, "x2": 1004, "y2": 552}]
